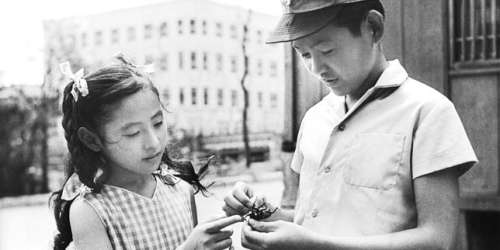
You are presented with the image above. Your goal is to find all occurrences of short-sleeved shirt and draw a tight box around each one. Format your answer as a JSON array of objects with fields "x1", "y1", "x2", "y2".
[
  {"x1": 291, "y1": 60, "x2": 477, "y2": 237},
  {"x1": 80, "y1": 175, "x2": 194, "y2": 250}
]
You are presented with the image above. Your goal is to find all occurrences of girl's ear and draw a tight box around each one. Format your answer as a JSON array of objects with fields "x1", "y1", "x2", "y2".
[
  {"x1": 77, "y1": 127, "x2": 103, "y2": 152},
  {"x1": 366, "y1": 9, "x2": 384, "y2": 44}
]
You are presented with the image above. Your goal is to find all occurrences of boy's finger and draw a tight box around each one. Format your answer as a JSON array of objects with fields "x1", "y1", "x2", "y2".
[
  {"x1": 222, "y1": 204, "x2": 241, "y2": 216},
  {"x1": 233, "y1": 182, "x2": 254, "y2": 207},
  {"x1": 224, "y1": 195, "x2": 250, "y2": 214},
  {"x1": 205, "y1": 215, "x2": 242, "y2": 233},
  {"x1": 247, "y1": 219, "x2": 277, "y2": 232},
  {"x1": 241, "y1": 224, "x2": 266, "y2": 249}
]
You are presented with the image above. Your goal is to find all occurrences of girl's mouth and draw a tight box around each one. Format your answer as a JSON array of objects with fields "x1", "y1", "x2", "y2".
[{"x1": 143, "y1": 151, "x2": 162, "y2": 161}]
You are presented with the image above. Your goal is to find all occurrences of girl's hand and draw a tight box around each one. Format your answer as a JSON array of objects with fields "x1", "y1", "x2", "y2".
[{"x1": 179, "y1": 215, "x2": 242, "y2": 250}]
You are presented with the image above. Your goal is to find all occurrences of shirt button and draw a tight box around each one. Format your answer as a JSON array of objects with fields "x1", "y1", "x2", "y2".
[
  {"x1": 324, "y1": 166, "x2": 332, "y2": 173},
  {"x1": 311, "y1": 209, "x2": 319, "y2": 218},
  {"x1": 338, "y1": 124, "x2": 345, "y2": 131}
]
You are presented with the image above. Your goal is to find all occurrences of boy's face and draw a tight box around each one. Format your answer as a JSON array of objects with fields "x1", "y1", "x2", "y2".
[
  {"x1": 100, "y1": 88, "x2": 168, "y2": 177},
  {"x1": 292, "y1": 21, "x2": 378, "y2": 96}
]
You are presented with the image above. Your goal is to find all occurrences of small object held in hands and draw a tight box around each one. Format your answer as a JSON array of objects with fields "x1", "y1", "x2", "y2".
[{"x1": 243, "y1": 199, "x2": 278, "y2": 221}]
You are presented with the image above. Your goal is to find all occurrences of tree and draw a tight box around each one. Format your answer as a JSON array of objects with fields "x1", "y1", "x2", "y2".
[
  {"x1": 240, "y1": 10, "x2": 253, "y2": 168},
  {"x1": 0, "y1": 88, "x2": 40, "y2": 196}
]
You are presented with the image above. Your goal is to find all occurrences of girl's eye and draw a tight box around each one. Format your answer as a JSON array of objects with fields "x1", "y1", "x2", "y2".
[
  {"x1": 322, "y1": 49, "x2": 334, "y2": 55},
  {"x1": 154, "y1": 121, "x2": 163, "y2": 128},
  {"x1": 125, "y1": 131, "x2": 140, "y2": 137}
]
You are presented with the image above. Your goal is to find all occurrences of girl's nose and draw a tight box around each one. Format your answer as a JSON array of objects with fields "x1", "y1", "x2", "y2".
[{"x1": 143, "y1": 128, "x2": 161, "y2": 152}]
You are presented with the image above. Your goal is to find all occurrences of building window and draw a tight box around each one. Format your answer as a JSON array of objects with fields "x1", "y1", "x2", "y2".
[
  {"x1": 160, "y1": 22, "x2": 168, "y2": 37},
  {"x1": 178, "y1": 51, "x2": 184, "y2": 69},
  {"x1": 270, "y1": 61, "x2": 278, "y2": 77},
  {"x1": 179, "y1": 88, "x2": 185, "y2": 105},
  {"x1": 144, "y1": 55, "x2": 154, "y2": 64},
  {"x1": 95, "y1": 30, "x2": 103, "y2": 46},
  {"x1": 230, "y1": 25, "x2": 238, "y2": 39},
  {"x1": 257, "y1": 59, "x2": 263, "y2": 76},
  {"x1": 81, "y1": 32, "x2": 87, "y2": 47},
  {"x1": 144, "y1": 24, "x2": 153, "y2": 39},
  {"x1": 450, "y1": 0, "x2": 500, "y2": 67},
  {"x1": 257, "y1": 91, "x2": 263, "y2": 107},
  {"x1": 190, "y1": 19, "x2": 196, "y2": 34},
  {"x1": 270, "y1": 93, "x2": 278, "y2": 108},
  {"x1": 256, "y1": 30, "x2": 263, "y2": 44},
  {"x1": 231, "y1": 90, "x2": 238, "y2": 107},
  {"x1": 203, "y1": 88, "x2": 209, "y2": 105},
  {"x1": 160, "y1": 54, "x2": 168, "y2": 71},
  {"x1": 215, "y1": 22, "x2": 223, "y2": 37},
  {"x1": 203, "y1": 52, "x2": 208, "y2": 70},
  {"x1": 127, "y1": 27, "x2": 136, "y2": 41},
  {"x1": 216, "y1": 53, "x2": 223, "y2": 71},
  {"x1": 163, "y1": 88, "x2": 170, "y2": 102},
  {"x1": 202, "y1": 20, "x2": 207, "y2": 35},
  {"x1": 111, "y1": 29, "x2": 119, "y2": 44},
  {"x1": 178, "y1": 20, "x2": 183, "y2": 35},
  {"x1": 217, "y1": 89, "x2": 224, "y2": 106},
  {"x1": 191, "y1": 51, "x2": 197, "y2": 69},
  {"x1": 191, "y1": 88, "x2": 197, "y2": 105},
  {"x1": 230, "y1": 56, "x2": 238, "y2": 73}
]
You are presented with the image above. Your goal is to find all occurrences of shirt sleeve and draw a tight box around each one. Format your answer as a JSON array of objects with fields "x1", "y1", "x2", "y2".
[
  {"x1": 412, "y1": 99, "x2": 478, "y2": 179},
  {"x1": 290, "y1": 124, "x2": 304, "y2": 174}
]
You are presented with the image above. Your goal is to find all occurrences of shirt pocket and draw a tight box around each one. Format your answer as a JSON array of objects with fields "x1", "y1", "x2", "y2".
[{"x1": 343, "y1": 133, "x2": 406, "y2": 190}]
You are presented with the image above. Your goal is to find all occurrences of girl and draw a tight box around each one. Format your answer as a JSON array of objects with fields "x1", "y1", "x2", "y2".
[{"x1": 50, "y1": 55, "x2": 241, "y2": 250}]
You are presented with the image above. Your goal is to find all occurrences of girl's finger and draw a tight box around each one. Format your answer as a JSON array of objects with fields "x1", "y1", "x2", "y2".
[
  {"x1": 205, "y1": 215, "x2": 242, "y2": 233},
  {"x1": 211, "y1": 229, "x2": 233, "y2": 242},
  {"x1": 212, "y1": 238, "x2": 233, "y2": 250}
]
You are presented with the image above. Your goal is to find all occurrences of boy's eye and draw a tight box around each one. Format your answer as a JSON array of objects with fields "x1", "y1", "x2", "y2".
[
  {"x1": 124, "y1": 131, "x2": 140, "y2": 137},
  {"x1": 154, "y1": 121, "x2": 163, "y2": 128}
]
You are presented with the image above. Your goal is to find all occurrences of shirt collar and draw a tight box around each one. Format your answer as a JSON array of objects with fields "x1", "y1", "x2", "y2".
[{"x1": 373, "y1": 59, "x2": 408, "y2": 89}]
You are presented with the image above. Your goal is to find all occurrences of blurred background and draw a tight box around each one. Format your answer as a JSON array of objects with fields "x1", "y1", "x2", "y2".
[{"x1": 1, "y1": 0, "x2": 500, "y2": 249}]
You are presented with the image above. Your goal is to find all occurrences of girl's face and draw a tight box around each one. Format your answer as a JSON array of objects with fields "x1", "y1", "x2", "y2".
[{"x1": 100, "y1": 88, "x2": 168, "y2": 177}]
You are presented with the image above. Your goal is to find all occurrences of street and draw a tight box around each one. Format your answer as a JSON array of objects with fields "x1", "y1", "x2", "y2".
[{"x1": 0, "y1": 179, "x2": 283, "y2": 250}]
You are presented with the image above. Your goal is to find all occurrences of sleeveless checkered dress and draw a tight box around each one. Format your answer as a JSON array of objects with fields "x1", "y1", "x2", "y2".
[{"x1": 81, "y1": 175, "x2": 194, "y2": 250}]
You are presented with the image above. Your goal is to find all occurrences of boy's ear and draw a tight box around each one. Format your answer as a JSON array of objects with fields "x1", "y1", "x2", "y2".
[
  {"x1": 77, "y1": 127, "x2": 103, "y2": 152},
  {"x1": 366, "y1": 10, "x2": 384, "y2": 44}
]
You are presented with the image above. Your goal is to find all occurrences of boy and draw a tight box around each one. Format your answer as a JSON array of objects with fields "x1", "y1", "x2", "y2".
[{"x1": 223, "y1": 0, "x2": 478, "y2": 249}]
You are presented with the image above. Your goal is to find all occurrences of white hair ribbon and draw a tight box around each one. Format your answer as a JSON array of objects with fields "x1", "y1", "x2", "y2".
[
  {"x1": 137, "y1": 63, "x2": 155, "y2": 74},
  {"x1": 59, "y1": 61, "x2": 89, "y2": 102}
]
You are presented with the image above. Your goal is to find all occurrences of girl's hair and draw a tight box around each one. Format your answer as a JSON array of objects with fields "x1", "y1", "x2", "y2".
[{"x1": 49, "y1": 55, "x2": 210, "y2": 250}]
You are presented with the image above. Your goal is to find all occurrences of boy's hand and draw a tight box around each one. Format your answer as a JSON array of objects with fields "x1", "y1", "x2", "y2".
[
  {"x1": 179, "y1": 215, "x2": 242, "y2": 250},
  {"x1": 241, "y1": 219, "x2": 315, "y2": 250},
  {"x1": 222, "y1": 181, "x2": 261, "y2": 216}
]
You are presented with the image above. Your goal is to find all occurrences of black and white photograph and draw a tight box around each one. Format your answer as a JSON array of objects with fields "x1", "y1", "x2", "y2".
[{"x1": 0, "y1": 0, "x2": 495, "y2": 249}]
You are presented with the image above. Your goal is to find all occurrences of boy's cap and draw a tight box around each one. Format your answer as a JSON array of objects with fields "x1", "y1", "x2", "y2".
[{"x1": 267, "y1": 0, "x2": 370, "y2": 44}]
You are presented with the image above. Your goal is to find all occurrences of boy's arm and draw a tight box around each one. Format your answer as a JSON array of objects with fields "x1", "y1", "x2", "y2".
[{"x1": 243, "y1": 166, "x2": 462, "y2": 250}]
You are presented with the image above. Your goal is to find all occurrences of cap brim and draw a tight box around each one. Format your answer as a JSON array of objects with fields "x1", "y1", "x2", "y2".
[{"x1": 266, "y1": 6, "x2": 343, "y2": 44}]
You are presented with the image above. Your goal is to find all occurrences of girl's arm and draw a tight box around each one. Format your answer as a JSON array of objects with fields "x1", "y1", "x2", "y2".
[
  {"x1": 70, "y1": 198, "x2": 113, "y2": 250},
  {"x1": 242, "y1": 167, "x2": 461, "y2": 250}
]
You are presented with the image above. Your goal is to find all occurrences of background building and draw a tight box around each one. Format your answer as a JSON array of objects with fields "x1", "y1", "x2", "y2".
[{"x1": 44, "y1": 0, "x2": 285, "y2": 161}]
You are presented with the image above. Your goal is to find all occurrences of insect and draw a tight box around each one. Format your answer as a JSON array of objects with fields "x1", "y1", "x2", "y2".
[{"x1": 244, "y1": 200, "x2": 279, "y2": 221}]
